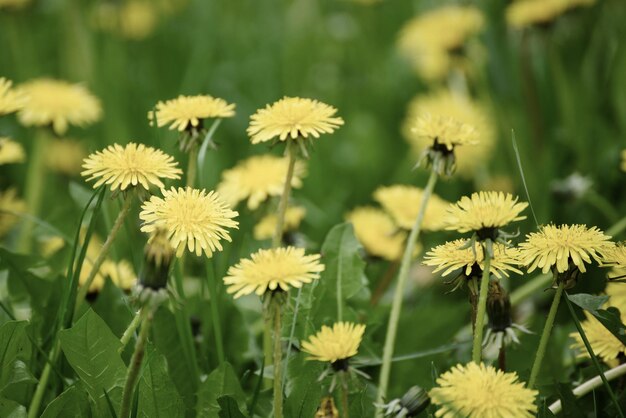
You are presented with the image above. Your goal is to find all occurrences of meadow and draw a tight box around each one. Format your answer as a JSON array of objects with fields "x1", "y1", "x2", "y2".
[{"x1": 1, "y1": 0, "x2": 626, "y2": 417}]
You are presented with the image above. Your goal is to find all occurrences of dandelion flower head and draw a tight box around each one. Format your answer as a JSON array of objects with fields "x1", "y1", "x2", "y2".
[
  {"x1": 82, "y1": 142, "x2": 182, "y2": 191},
  {"x1": 301, "y1": 322, "x2": 366, "y2": 364},
  {"x1": 223, "y1": 246, "x2": 324, "y2": 298},
  {"x1": 140, "y1": 187, "x2": 239, "y2": 258},
  {"x1": 150, "y1": 94, "x2": 236, "y2": 132},
  {"x1": 0, "y1": 188, "x2": 26, "y2": 237},
  {"x1": 506, "y1": 0, "x2": 596, "y2": 29},
  {"x1": 46, "y1": 138, "x2": 88, "y2": 176},
  {"x1": 253, "y1": 206, "x2": 306, "y2": 241},
  {"x1": 397, "y1": 6, "x2": 484, "y2": 80},
  {"x1": 429, "y1": 362, "x2": 537, "y2": 418},
  {"x1": 403, "y1": 90, "x2": 495, "y2": 178},
  {"x1": 602, "y1": 244, "x2": 626, "y2": 280},
  {"x1": 412, "y1": 113, "x2": 478, "y2": 151},
  {"x1": 16, "y1": 78, "x2": 102, "y2": 135},
  {"x1": 374, "y1": 185, "x2": 450, "y2": 231},
  {"x1": 0, "y1": 78, "x2": 26, "y2": 115},
  {"x1": 519, "y1": 224, "x2": 613, "y2": 274},
  {"x1": 346, "y1": 206, "x2": 409, "y2": 261},
  {"x1": 118, "y1": 1, "x2": 159, "y2": 40},
  {"x1": 247, "y1": 97, "x2": 343, "y2": 144},
  {"x1": 424, "y1": 239, "x2": 522, "y2": 280},
  {"x1": 0, "y1": 137, "x2": 25, "y2": 165},
  {"x1": 217, "y1": 154, "x2": 306, "y2": 210},
  {"x1": 444, "y1": 191, "x2": 528, "y2": 234}
]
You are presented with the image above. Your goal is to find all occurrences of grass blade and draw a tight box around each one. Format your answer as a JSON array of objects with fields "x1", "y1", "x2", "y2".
[{"x1": 511, "y1": 129, "x2": 539, "y2": 227}]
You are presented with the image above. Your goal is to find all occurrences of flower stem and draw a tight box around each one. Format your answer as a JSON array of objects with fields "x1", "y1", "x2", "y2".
[
  {"x1": 272, "y1": 296, "x2": 284, "y2": 418},
  {"x1": 18, "y1": 129, "x2": 50, "y2": 252},
  {"x1": 120, "y1": 308, "x2": 152, "y2": 418},
  {"x1": 272, "y1": 140, "x2": 297, "y2": 248},
  {"x1": 472, "y1": 243, "x2": 492, "y2": 363},
  {"x1": 206, "y1": 258, "x2": 225, "y2": 364},
  {"x1": 186, "y1": 143, "x2": 198, "y2": 188},
  {"x1": 119, "y1": 310, "x2": 142, "y2": 354},
  {"x1": 340, "y1": 370, "x2": 350, "y2": 418},
  {"x1": 528, "y1": 281, "x2": 564, "y2": 389},
  {"x1": 549, "y1": 363, "x2": 626, "y2": 414},
  {"x1": 74, "y1": 194, "x2": 133, "y2": 316},
  {"x1": 375, "y1": 169, "x2": 438, "y2": 417},
  {"x1": 27, "y1": 340, "x2": 61, "y2": 418}
]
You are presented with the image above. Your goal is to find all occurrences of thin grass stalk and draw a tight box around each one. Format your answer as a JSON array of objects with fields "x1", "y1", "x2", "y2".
[
  {"x1": 120, "y1": 308, "x2": 153, "y2": 418},
  {"x1": 549, "y1": 363, "x2": 626, "y2": 414},
  {"x1": 471, "y1": 244, "x2": 492, "y2": 363},
  {"x1": 528, "y1": 281, "x2": 564, "y2": 389},
  {"x1": 18, "y1": 129, "x2": 50, "y2": 252},
  {"x1": 27, "y1": 340, "x2": 60, "y2": 418},
  {"x1": 206, "y1": 258, "x2": 225, "y2": 364},
  {"x1": 564, "y1": 294, "x2": 624, "y2": 417},
  {"x1": 375, "y1": 168, "x2": 438, "y2": 416},
  {"x1": 272, "y1": 296, "x2": 284, "y2": 418},
  {"x1": 74, "y1": 194, "x2": 133, "y2": 315}
]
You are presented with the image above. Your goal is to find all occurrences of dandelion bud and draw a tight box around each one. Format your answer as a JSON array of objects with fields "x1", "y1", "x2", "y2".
[
  {"x1": 487, "y1": 281, "x2": 512, "y2": 333},
  {"x1": 139, "y1": 229, "x2": 175, "y2": 290},
  {"x1": 381, "y1": 385, "x2": 430, "y2": 417}
]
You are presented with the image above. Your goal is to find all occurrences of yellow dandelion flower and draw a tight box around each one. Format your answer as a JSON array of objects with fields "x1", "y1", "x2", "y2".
[
  {"x1": 373, "y1": 185, "x2": 450, "y2": 231},
  {"x1": 254, "y1": 206, "x2": 306, "y2": 241},
  {"x1": 621, "y1": 150, "x2": 626, "y2": 172},
  {"x1": 506, "y1": 0, "x2": 596, "y2": 29},
  {"x1": 423, "y1": 239, "x2": 522, "y2": 279},
  {"x1": 519, "y1": 224, "x2": 613, "y2": 274},
  {"x1": 346, "y1": 207, "x2": 408, "y2": 261},
  {"x1": 301, "y1": 322, "x2": 366, "y2": 364},
  {"x1": 118, "y1": 1, "x2": 158, "y2": 40},
  {"x1": 430, "y1": 363, "x2": 537, "y2": 418},
  {"x1": 223, "y1": 247, "x2": 324, "y2": 298},
  {"x1": 0, "y1": 137, "x2": 25, "y2": 165},
  {"x1": 247, "y1": 97, "x2": 344, "y2": 144},
  {"x1": 216, "y1": 155, "x2": 306, "y2": 210},
  {"x1": 16, "y1": 79, "x2": 102, "y2": 135},
  {"x1": 412, "y1": 113, "x2": 478, "y2": 151},
  {"x1": 403, "y1": 90, "x2": 495, "y2": 178},
  {"x1": 606, "y1": 282, "x2": 626, "y2": 314},
  {"x1": 150, "y1": 94, "x2": 236, "y2": 132},
  {"x1": 570, "y1": 311, "x2": 626, "y2": 365},
  {"x1": 0, "y1": 78, "x2": 26, "y2": 115},
  {"x1": 101, "y1": 259, "x2": 137, "y2": 290},
  {"x1": 145, "y1": 228, "x2": 176, "y2": 268},
  {"x1": 81, "y1": 142, "x2": 182, "y2": 191},
  {"x1": 0, "y1": 188, "x2": 26, "y2": 237},
  {"x1": 397, "y1": 6, "x2": 484, "y2": 80},
  {"x1": 140, "y1": 187, "x2": 239, "y2": 258},
  {"x1": 46, "y1": 138, "x2": 88, "y2": 176},
  {"x1": 602, "y1": 244, "x2": 626, "y2": 280},
  {"x1": 444, "y1": 191, "x2": 528, "y2": 234}
]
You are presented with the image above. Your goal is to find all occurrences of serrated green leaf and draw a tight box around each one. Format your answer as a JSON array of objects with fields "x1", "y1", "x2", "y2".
[
  {"x1": 284, "y1": 355, "x2": 324, "y2": 418},
  {"x1": 216, "y1": 396, "x2": 246, "y2": 418},
  {"x1": 40, "y1": 386, "x2": 90, "y2": 418},
  {"x1": 568, "y1": 293, "x2": 609, "y2": 314},
  {"x1": 137, "y1": 345, "x2": 185, "y2": 418},
  {"x1": 568, "y1": 293, "x2": 626, "y2": 345},
  {"x1": 59, "y1": 309, "x2": 127, "y2": 416},
  {"x1": 196, "y1": 363, "x2": 246, "y2": 418}
]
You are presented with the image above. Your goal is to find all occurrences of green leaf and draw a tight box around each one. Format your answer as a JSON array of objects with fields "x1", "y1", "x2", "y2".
[
  {"x1": 1, "y1": 360, "x2": 37, "y2": 405},
  {"x1": 0, "y1": 321, "x2": 32, "y2": 392},
  {"x1": 59, "y1": 309, "x2": 127, "y2": 415},
  {"x1": 40, "y1": 386, "x2": 90, "y2": 418},
  {"x1": 216, "y1": 396, "x2": 246, "y2": 418},
  {"x1": 151, "y1": 307, "x2": 197, "y2": 413},
  {"x1": 137, "y1": 345, "x2": 185, "y2": 418},
  {"x1": 196, "y1": 363, "x2": 246, "y2": 418},
  {"x1": 284, "y1": 355, "x2": 324, "y2": 418},
  {"x1": 567, "y1": 293, "x2": 609, "y2": 314},
  {"x1": 92, "y1": 278, "x2": 134, "y2": 338},
  {"x1": 0, "y1": 397, "x2": 26, "y2": 418},
  {"x1": 555, "y1": 382, "x2": 584, "y2": 418},
  {"x1": 568, "y1": 293, "x2": 626, "y2": 345}
]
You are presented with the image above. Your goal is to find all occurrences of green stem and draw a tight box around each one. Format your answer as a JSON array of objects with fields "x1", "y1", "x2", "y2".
[
  {"x1": 375, "y1": 169, "x2": 438, "y2": 417},
  {"x1": 549, "y1": 363, "x2": 626, "y2": 414},
  {"x1": 272, "y1": 297, "x2": 283, "y2": 418},
  {"x1": 564, "y1": 294, "x2": 624, "y2": 417},
  {"x1": 75, "y1": 194, "x2": 133, "y2": 315},
  {"x1": 340, "y1": 371, "x2": 350, "y2": 418},
  {"x1": 472, "y1": 243, "x2": 492, "y2": 363},
  {"x1": 263, "y1": 303, "x2": 273, "y2": 390},
  {"x1": 528, "y1": 281, "x2": 564, "y2": 389},
  {"x1": 119, "y1": 310, "x2": 142, "y2": 354},
  {"x1": 206, "y1": 258, "x2": 225, "y2": 364},
  {"x1": 120, "y1": 308, "x2": 152, "y2": 418},
  {"x1": 272, "y1": 140, "x2": 297, "y2": 248},
  {"x1": 186, "y1": 144, "x2": 198, "y2": 188},
  {"x1": 18, "y1": 129, "x2": 49, "y2": 252},
  {"x1": 27, "y1": 340, "x2": 61, "y2": 418}
]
